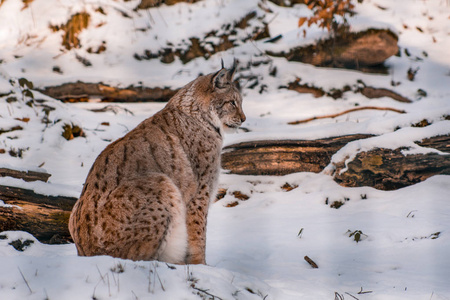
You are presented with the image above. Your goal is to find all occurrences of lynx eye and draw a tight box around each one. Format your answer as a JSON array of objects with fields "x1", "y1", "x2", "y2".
[{"x1": 230, "y1": 100, "x2": 237, "y2": 108}]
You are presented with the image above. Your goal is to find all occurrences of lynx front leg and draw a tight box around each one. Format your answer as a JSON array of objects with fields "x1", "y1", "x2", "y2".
[{"x1": 185, "y1": 193, "x2": 210, "y2": 264}]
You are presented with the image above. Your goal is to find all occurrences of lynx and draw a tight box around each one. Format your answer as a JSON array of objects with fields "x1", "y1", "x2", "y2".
[{"x1": 69, "y1": 61, "x2": 245, "y2": 264}]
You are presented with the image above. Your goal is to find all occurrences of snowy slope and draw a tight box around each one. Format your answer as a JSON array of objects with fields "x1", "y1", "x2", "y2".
[{"x1": 1, "y1": 0, "x2": 450, "y2": 299}]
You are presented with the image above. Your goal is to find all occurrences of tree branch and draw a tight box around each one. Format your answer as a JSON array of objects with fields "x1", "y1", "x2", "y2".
[{"x1": 288, "y1": 106, "x2": 405, "y2": 125}]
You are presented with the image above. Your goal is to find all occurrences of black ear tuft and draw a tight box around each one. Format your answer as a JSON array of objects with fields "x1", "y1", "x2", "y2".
[
  {"x1": 228, "y1": 58, "x2": 237, "y2": 81},
  {"x1": 221, "y1": 58, "x2": 225, "y2": 69}
]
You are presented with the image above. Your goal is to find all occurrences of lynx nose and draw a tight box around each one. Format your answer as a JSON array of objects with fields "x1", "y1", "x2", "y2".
[{"x1": 240, "y1": 113, "x2": 246, "y2": 124}]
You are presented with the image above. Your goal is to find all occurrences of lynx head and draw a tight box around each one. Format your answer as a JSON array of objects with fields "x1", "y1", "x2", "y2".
[
  {"x1": 171, "y1": 59, "x2": 246, "y2": 133},
  {"x1": 208, "y1": 60, "x2": 246, "y2": 131}
]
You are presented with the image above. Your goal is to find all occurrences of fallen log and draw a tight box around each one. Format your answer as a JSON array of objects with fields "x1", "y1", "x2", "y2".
[
  {"x1": 267, "y1": 28, "x2": 398, "y2": 72},
  {"x1": 136, "y1": 0, "x2": 201, "y2": 9},
  {"x1": 221, "y1": 134, "x2": 374, "y2": 175},
  {"x1": 38, "y1": 81, "x2": 178, "y2": 103},
  {"x1": 359, "y1": 86, "x2": 412, "y2": 103},
  {"x1": 333, "y1": 146, "x2": 450, "y2": 190},
  {"x1": 0, "y1": 185, "x2": 77, "y2": 243},
  {"x1": 0, "y1": 168, "x2": 51, "y2": 183},
  {"x1": 417, "y1": 135, "x2": 450, "y2": 153},
  {"x1": 221, "y1": 134, "x2": 449, "y2": 190}
]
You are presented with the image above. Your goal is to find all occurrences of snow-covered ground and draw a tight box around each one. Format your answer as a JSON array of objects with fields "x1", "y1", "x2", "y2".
[{"x1": 1, "y1": 0, "x2": 449, "y2": 299}]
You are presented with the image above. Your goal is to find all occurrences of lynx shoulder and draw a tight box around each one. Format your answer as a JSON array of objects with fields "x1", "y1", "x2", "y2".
[{"x1": 69, "y1": 62, "x2": 245, "y2": 264}]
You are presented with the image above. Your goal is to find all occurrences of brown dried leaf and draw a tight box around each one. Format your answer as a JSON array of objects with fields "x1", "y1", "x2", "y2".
[
  {"x1": 281, "y1": 183, "x2": 298, "y2": 192},
  {"x1": 215, "y1": 188, "x2": 227, "y2": 202},
  {"x1": 14, "y1": 117, "x2": 30, "y2": 123},
  {"x1": 232, "y1": 191, "x2": 250, "y2": 200},
  {"x1": 298, "y1": 17, "x2": 307, "y2": 27},
  {"x1": 226, "y1": 201, "x2": 239, "y2": 208}
]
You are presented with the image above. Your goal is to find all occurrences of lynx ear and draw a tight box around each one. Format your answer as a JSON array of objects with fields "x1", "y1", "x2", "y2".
[
  {"x1": 212, "y1": 68, "x2": 229, "y2": 89},
  {"x1": 213, "y1": 59, "x2": 237, "y2": 89}
]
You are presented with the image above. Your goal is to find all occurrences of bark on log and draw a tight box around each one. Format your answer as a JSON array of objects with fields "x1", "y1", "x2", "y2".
[
  {"x1": 136, "y1": 0, "x2": 201, "y2": 9},
  {"x1": 221, "y1": 134, "x2": 374, "y2": 175},
  {"x1": 267, "y1": 29, "x2": 398, "y2": 72},
  {"x1": 416, "y1": 135, "x2": 450, "y2": 154},
  {"x1": 38, "y1": 81, "x2": 178, "y2": 103},
  {"x1": 222, "y1": 134, "x2": 449, "y2": 190},
  {"x1": 333, "y1": 147, "x2": 450, "y2": 190},
  {"x1": 359, "y1": 87, "x2": 411, "y2": 103},
  {"x1": 0, "y1": 185, "x2": 77, "y2": 243},
  {"x1": 0, "y1": 168, "x2": 51, "y2": 182}
]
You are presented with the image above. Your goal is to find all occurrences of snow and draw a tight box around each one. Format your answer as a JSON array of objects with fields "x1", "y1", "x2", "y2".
[{"x1": 1, "y1": 0, "x2": 450, "y2": 299}]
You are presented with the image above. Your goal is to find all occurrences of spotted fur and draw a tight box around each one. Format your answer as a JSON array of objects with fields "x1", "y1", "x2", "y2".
[{"x1": 69, "y1": 62, "x2": 245, "y2": 264}]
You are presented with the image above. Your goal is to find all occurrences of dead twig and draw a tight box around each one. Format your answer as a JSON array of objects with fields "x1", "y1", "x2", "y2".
[
  {"x1": 90, "y1": 105, "x2": 134, "y2": 116},
  {"x1": 18, "y1": 267, "x2": 33, "y2": 294},
  {"x1": 304, "y1": 256, "x2": 319, "y2": 268},
  {"x1": 152, "y1": 262, "x2": 165, "y2": 292},
  {"x1": 288, "y1": 106, "x2": 406, "y2": 125},
  {"x1": 345, "y1": 291, "x2": 359, "y2": 299},
  {"x1": 357, "y1": 287, "x2": 373, "y2": 294},
  {"x1": 192, "y1": 286, "x2": 224, "y2": 300}
]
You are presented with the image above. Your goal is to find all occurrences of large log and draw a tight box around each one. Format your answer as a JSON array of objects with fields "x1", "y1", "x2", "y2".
[
  {"x1": 221, "y1": 134, "x2": 374, "y2": 175},
  {"x1": 267, "y1": 28, "x2": 398, "y2": 72},
  {"x1": 333, "y1": 147, "x2": 450, "y2": 190},
  {"x1": 38, "y1": 81, "x2": 178, "y2": 103},
  {"x1": 0, "y1": 185, "x2": 77, "y2": 243},
  {"x1": 0, "y1": 168, "x2": 51, "y2": 183},
  {"x1": 221, "y1": 134, "x2": 450, "y2": 190}
]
